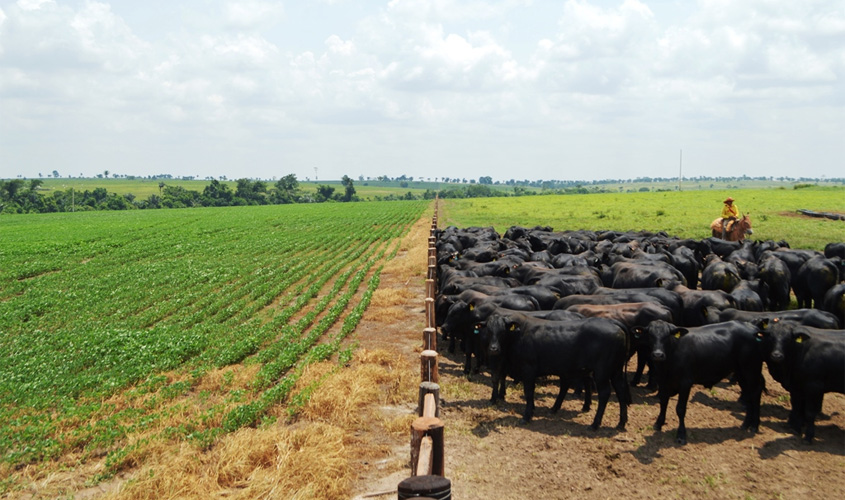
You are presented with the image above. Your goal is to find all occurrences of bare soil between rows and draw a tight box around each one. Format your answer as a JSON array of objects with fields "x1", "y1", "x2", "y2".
[{"x1": 349, "y1": 216, "x2": 845, "y2": 500}]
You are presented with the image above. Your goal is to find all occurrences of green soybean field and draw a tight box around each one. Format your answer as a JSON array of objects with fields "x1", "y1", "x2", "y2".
[{"x1": 0, "y1": 201, "x2": 427, "y2": 484}]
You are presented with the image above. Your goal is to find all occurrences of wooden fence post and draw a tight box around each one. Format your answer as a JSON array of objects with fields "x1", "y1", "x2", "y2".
[
  {"x1": 410, "y1": 416, "x2": 445, "y2": 477},
  {"x1": 420, "y1": 350, "x2": 439, "y2": 383},
  {"x1": 423, "y1": 327, "x2": 437, "y2": 351},
  {"x1": 425, "y1": 297, "x2": 435, "y2": 329},
  {"x1": 418, "y1": 381, "x2": 440, "y2": 418}
]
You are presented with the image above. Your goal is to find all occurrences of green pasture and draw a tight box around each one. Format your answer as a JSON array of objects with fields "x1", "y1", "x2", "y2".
[
  {"x1": 0, "y1": 201, "x2": 427, "y2": 476},
  {"x1": 439, "y1": 187, "x2": 845, "y2": 251}
]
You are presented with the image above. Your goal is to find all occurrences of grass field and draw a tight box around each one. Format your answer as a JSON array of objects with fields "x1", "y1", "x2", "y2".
[
  {"x1": 26, "y1": 176, "x2": 845, "y2": 203},
  {"x1": 438, "y1": 186, "x2": 845, "y2": 250}
]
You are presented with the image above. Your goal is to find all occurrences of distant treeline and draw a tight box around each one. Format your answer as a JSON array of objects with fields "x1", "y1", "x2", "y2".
[
  {"x1": 2, "y1": 173, "x2": 842, "y2": 214},
  {"x1": 0, "y1": 176, "x2": 350, "y2": 214}
]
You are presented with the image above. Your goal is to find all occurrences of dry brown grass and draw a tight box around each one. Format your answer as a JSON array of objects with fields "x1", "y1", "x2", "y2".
[
  {"x1": 102, "y1": 348, "x2": 417, "y2": 500},
  {"x1": 107, "y1": 423, "x2": 351, "y2": 500}
]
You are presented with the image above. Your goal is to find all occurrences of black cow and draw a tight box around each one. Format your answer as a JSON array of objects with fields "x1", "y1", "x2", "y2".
[
  {"x1": 592, "y1": 287, "x2": 683, "y2": 323},
  {"x1": 823, "y1": 283, "x2": 845, "y2": 327},
  {"x1": 702, "y1": 307, "x2": 841, "y2": 329},
  {"x1": 669, "y1": 246, "x2": 701, "y2": 289},
  {"x1": 729, "y1": 279, "x2": 768, "y2": 312},
  {"x1": 793, "y1": 256, "x2": 839, "y2": 309},
  {"x1": 440, "y1": 291, "x2": 540, "y2": 371},
  {"x1": 602, "y1": 261, "x2": 686, "y2": 289},
  {"x1": 439, "y1": 275, "x2": 521, "y2": 296},
  {"x1": 766, "y1": 323, "x2": 845, "y2": 442},
  {"x1": 701, "y1": 237, "x2": 741, "y2": 259},
  {"x1": 700, "y1": 255, "x2": 742, "y2": 293},
  {"x1": 486, "y1": 312, "x2": 630, "y2": 429},
  {"x1": 670, "y1": 284, "x2": 736, "y2": 326},
  {"x1": 563, "y1": 301, "x2": 674, "y2": 388},
  {"x1": 553, "y1": 292, "x2": 667, "y2": 312},
  {"x1": 637, "y1": 320, "x2": 770, "y2": 444},
  {"x1": 824, "y1": 242, "x2": 845, "y2": 260},
  {"x1": 757, "y1": 254, "x2": 791, "y2": 311}
]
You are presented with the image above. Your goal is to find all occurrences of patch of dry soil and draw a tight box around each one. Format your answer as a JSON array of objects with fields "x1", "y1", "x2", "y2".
[{"x1": 350, "y1": 215, "x2": 845, "y2": 500}]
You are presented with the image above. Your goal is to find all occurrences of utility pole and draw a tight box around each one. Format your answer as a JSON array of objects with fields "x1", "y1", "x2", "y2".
[{"x1": 678, "y1": 149, "x2": 683, "y2": 191}]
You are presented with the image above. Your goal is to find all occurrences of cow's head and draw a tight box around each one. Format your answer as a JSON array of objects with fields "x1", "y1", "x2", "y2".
[
  {"x1": 487, "y1": 314, "x2": 521, "y2": 356},
  {"x1": 641, "y1": 320, "x2": 687, "y2": 362},
  {"x1": 767, "y1": 322, "x2": 809, "y2": 364}
]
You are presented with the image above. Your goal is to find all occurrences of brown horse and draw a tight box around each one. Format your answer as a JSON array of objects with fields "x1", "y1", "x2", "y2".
[{"x1": 710, "y1": 214, "x2": 753, "y2": 241}]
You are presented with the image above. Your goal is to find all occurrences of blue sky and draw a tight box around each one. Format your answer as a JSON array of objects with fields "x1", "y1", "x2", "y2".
[{"x1": 1, "y1": 0, "x2": 843, "y2": 182}]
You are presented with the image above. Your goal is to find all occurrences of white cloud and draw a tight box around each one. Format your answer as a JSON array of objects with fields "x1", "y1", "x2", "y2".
[
  {"x1": 17, "y1": 0, "x2": 54, "y2": 11},
  {"x1": 223, "y1": 0, "x2": 284, "y2": 30},
  {"x1": 0, "y1": 0, "x2": 842, "y2": 181}
]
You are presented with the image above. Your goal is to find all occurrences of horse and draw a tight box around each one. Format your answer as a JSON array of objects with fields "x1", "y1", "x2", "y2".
[{"x1": 710, "y1": 214, "x2": 753, "y2": 242}]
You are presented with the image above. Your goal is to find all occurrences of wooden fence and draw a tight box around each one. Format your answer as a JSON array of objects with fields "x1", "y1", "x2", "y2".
[{"x1": 395, "y1": 198, "x2": 451, "y2": 499}]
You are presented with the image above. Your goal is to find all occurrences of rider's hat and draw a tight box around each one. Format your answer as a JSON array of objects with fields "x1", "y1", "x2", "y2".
[{"x1": 724, "y1": 197, "x2": 734, "y2": 203}]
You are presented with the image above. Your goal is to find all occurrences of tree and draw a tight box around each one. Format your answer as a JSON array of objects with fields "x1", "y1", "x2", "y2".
[
  {"x1": 202, "y1": 179, "x2": 233, "y2": 206},
  {"x1": 315, "y1": 185, "x2": 335, "y2": 202},
  {"x1": 479, "y1": 176, "x2": 493, "y2": 185},
  {"x1": 340, "y1": 175, "x2": 356, "y2": 202},
  {"x1": 52, "y1": 170, "x2": 60, "y2": 178},
  {"x1": 272, "y1": 174, "x2": 300, "y2": 204}
]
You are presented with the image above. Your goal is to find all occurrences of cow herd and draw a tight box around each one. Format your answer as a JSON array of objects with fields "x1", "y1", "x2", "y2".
[{"x1": 434, "y1": 225, "x2": 845, "y2": 444}]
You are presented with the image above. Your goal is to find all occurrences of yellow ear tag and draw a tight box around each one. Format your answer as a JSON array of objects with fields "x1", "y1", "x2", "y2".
[
  {"x1": 469, "y1": 304, "x2": 474, "y2": 311},
  {"x1": 509, "y1": 324, "x2": 516, "y2": 331},
  {"x1": 674, "y1": 332, "x2": 682, "y2": 339},
  {"x1": 795, "y1": 336, "x2": 803, "y2": 344}
]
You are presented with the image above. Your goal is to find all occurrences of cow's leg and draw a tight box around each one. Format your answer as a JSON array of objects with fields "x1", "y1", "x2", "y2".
[
  {"x1": 489, "y1": 356, "x2": 503, "y2": 403},
  {"x1": 521, "y1": 376, "x2": 537, "y2": 423},
  {"x1": 551, "y1": 376, "x2": 570, "y2": 413},
  {"x1": 802, "y1": 385, "x2": 825, "y2": 443},
  {"x1": 739, "y1": 373, "x2": 764, "y2": 433},
  {"x1": 611, "y1": 369, "x2": 630, "y2": 430},
  {"x1": 645, "y1": 361, "x2": 658, "y2": 390},
  {"x1": 675, "y1": 385, "x2": 692, "y2": 445},
  {"x1": 581, "y1": 374, "x2": 593, "y2": 413},
  {"x1": 471, "y1": 334, "x2": 481, "y2": 374},
  {"x1": 787, "y1": 389, "x2": 805, "y2": 435},
  {"x1": 631, "y1": 351, "x2": 647, "y2": 386},
  {"x1": 654, "y1": 387, "x2": 670, "y2": 432},
  {"x1": 590, "y1": 377, "x2": 612, "y2": 430},
  {"x1": 463, "y1": 350, "x2": 472, "y2": 375}
]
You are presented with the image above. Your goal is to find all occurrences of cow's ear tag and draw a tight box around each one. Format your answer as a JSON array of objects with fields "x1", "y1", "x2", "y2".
[
  {"x1": 795, "y1": 336, "x2": 803, "y2": 344},
  {"x1": 674, "y1": 331, "x2": 682, "y2": 339},
  {"x1": 755, "y1": 332, "x2": 764, "y2": 342},
  {"x1": 469, "y1": 304, "x2": 475, "y2": 311},
  {"x1": 509, "y1": 323, "x2": 517, "y2": 331},
  {"x1": 474, "y1": 324, "x2": 481, "y2": 335}
]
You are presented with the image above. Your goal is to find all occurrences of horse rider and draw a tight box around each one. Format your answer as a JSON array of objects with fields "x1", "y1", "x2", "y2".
[{"x1": 720, "y1": 197, "x2": 739, "y2": 238}]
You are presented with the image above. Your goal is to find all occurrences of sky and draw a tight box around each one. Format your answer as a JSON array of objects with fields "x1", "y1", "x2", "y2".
[{"x1": 1, "y1": 0, "x2": 843, "y2": 183}]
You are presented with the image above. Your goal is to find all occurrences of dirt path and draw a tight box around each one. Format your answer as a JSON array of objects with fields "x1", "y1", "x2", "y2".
[{"x1": 350, "y1": 213, "x2": 845, "y2": 500}]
